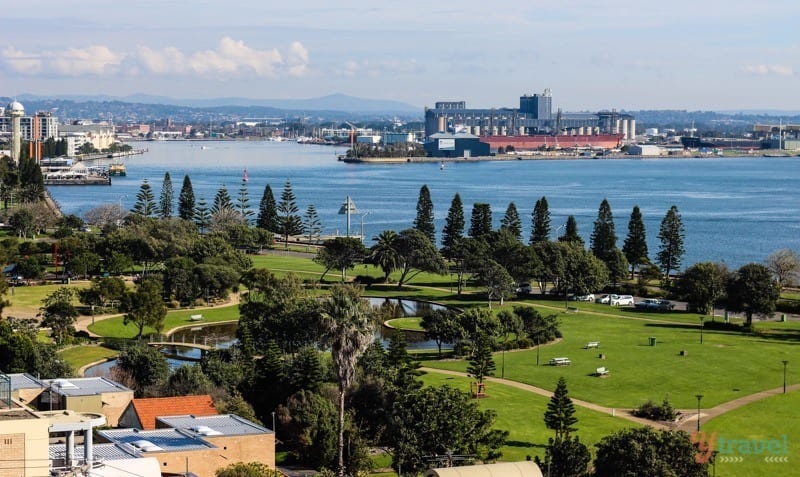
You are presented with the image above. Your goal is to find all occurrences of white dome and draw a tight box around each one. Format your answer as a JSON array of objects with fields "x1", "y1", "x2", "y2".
[{"x1": 7, "y1": 100, "x2": 24, "y2": 112}]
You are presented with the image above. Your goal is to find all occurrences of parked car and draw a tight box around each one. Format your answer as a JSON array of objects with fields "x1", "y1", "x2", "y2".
[
  {"x1": 573, "y1": 293, "x2": 595, "y2": 302},
  {"x1": 610, "y1": 295, "x2": 635, "y2": 306},
  {"x1": 516, "y1": 282, "x2": 533, "y2": 295},
  {"x1": 657, "y1": 300, "x2": 675, "y2": 311},
  {"x1": 596, "y1": 294, "x2": 612, "y2": 304},
  {"x1": 635, "y1": 298, "x2": 661, "y2": 310}
]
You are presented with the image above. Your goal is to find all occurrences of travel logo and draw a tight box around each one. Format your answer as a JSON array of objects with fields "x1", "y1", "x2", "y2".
[{"x1": 691, "y1": 432, "x2": 790, "y2": 464}]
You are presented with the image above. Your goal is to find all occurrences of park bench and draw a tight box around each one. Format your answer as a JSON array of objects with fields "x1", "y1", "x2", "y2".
[
  {"x1": 566, "y1": 306, "x2": 579, "y2": 313},
  {"x1": 595, "y1": 367, "x2": 609, "y2": 376},
  {"x1": 549, "y1": 357, "x2": 572, "y2": 366},
  {"x1": 190, "y1": 314, "x2": 203, "y2": 321},
  {"x1": 585, "y1": 341, "x2": 600, "y2": 349}
]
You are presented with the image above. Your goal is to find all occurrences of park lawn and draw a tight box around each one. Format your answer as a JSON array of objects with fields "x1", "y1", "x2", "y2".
[
  {"x1": 385, "y1": 317, "x2": 424, "y2": 332},
  {"x1": 702, "y1": 391, "x2": 800, "y2": 477},
  {"x1": 420, "y1": 372, "x2": 638, "y2": 463},
  {"x1": 423, "y1": 310, "x2": 798, "y2": 409},
  {"x1": 59, "y1": 344, "x2": 118, "y2": 372},
  {"x1": 5, "y1": 282, "x2": 90, "y2": 318},
  {"x1": 88, "y1": 305, "x2": 240, "y2": 339}
]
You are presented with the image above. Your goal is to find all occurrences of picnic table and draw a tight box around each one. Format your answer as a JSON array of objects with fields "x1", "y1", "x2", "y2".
[{"x1": 549, "y1": 357, "x2": 572, "y2": 366}]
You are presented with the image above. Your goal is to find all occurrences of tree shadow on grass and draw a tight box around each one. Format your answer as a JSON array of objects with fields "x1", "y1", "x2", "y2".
[{"x1": 505, "y1": 440, "x2": 539, "y2": 448}]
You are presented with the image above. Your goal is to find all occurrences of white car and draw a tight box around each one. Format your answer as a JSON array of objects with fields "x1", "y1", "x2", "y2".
[
  {"x1": 596, "y1": 294, "x2": 611, "y2": 304},
  {"x1": 574, "y1": 293, "x2": 595, "y2": 302},
  {"x1": 610, "y1": 295, "x2": 635, "y2": 306}
]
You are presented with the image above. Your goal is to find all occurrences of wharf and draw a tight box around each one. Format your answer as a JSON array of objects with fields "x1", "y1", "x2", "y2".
[{"x1": 44, "y1": 176, "x2": 111, "y2": 186}]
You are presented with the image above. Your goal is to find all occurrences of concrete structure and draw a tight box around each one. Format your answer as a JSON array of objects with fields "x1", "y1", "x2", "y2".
[
  {"x1": 627, "y1": 144, "x2": 663, "y2": 156},
  {"x1": 49, "y1": 444, "x2": 161, "y2": 477},
  {"x1": 425, "y1": 461, "x2": 544, "y2": 477},
  {"x1": 118, "y1": 395, "x2": 217, "y2": 430},
  {"x1": 37, "y1": 377, "x2": 134, "y2": 427},
  {"x1": 383, "y1": 132, "x2": 415, "y2": 145},
  {"x1": 5, "y1": 101, "x2": 24, "y2": 164},
  {"x1": 100, "y1": 414, "x2": 275, "y2": 477},
  {"x1": 355, "y1": 135, "x2": 381, "y2": 144},
  {"x1": 59, "y1": 122, "x2": 115, "y2": 153},
  {"x1": 424, "y1": 132, "x2": 490, "y2": 158},
  {"x1": 424, "y1": 90, "x2": 635, "y2": 141}
]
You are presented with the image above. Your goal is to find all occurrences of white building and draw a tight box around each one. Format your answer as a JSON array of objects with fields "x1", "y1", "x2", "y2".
[
  {"x1": 627, "y1": 144, "x2": 663, "y2": 156},
  {"x1": 60, "y1": 122, "x2": 116, "y2": 152},
  {"x1": 356, "y1": 135, "x2": 381, "y2": 144},
  {"x1": 383, "y1": 132, "x2": 415, "y2": 145}
]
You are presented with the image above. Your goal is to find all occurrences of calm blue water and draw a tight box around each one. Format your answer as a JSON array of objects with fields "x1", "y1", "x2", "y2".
[{"x1": 48, "y1": 141, "x2": 800, "y2": 269}]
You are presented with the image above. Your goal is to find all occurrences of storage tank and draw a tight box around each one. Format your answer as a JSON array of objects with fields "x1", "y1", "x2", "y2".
[
  {"x1": 629, "y1": 120, "x2": 637, "y2": 140},
  {"x1": 437, "y1": 117, "x2": 445, "y2": 133},
  {"x1": 492, "y1": 126, "x2": 498, "y2": 136},
  {"x1": 473, "y1": 126, "x2": 481, "y2": 135},
  {"x1": 500, "y1": 126, "x2": 507, "y2": 136},
  {"x1": 578, "y1": 127, "x2": 585, "y2": 135},
  {"x1": 614, "y1": 119, "x2": 621, "y2": 134},
  {"x1": 621, "y1": 120, "x2": 629, "y2": 139},
  {"x1": 519, "y1": 126, "x2": 525, "y2": 135}
]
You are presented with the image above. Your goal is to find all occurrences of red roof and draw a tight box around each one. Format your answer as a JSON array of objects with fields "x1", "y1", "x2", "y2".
[{"x1": 129, "y1": 395, "x2": 217, "y2": 430}]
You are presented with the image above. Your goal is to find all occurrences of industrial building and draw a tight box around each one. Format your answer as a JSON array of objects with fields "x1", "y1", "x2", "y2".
[
  {"x1": 424, "y1": 89, "x2": 635, "y2": 151},
  {"x1": 424, "y1": 132, "x2": 490, "y2": 158}
]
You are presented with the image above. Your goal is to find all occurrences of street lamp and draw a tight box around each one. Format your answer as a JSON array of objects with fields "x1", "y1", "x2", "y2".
[
  {"x1": 360, "y1": 211, "x2": 371, "y2": 244},
  {"x1": 695, "y1": 394, "x2": 704, "y2": 432},
  {"x1": 783, "y1": 360, "x2": 788, "y2": 394},
  {"x1": 699, "y1": 316, "x2": 705, "y2": 344},
  {"x1": 271, "y1": 411, "x2": 276, "y2": 435}
]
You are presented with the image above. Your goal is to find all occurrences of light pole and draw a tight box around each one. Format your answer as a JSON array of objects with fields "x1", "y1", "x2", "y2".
[
  {"x1": 699, "y1": 316, "x2": 705, "y2": 344},
  {"x1": 695, "y1": 394, "x2": 704, "y2": 432},
  {"x1": 338, "y1": 196, "x2": 359, "y2": 238},
  {"x1": 271, "y1": 411, "x2": 276, "y2": 435},
  {"x1": 783, "y1": 360, "x2": 788, "y2": 394},
  {"x1": 360, "y1": 211, "x2": 371, "y2": 243}
]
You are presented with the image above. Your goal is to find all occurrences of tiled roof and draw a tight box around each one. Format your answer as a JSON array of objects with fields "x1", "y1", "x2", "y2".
[
  {"x1": 130, "y1": 395, "x2": 217, "y2": 430},
  {"x1": 157, "y1": 414, "x2": 271, "y2": 436}
]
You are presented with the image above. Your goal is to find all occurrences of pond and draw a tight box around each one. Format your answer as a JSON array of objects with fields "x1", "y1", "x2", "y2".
[{"x1": 83, "y1": 298, "x2": 452, "y2": 378}]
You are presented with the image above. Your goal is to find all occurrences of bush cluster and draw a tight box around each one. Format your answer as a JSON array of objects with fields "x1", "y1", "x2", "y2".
[{"x1": 632, "y1": 398, "x2": 678, "y2": 422}]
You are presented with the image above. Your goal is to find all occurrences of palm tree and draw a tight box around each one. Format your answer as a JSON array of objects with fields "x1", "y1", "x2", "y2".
[
  {"x1": 368, "y1": 230, "x2": 400, "y2": 282},
  {"x1": 319, "y1": 284, "x2": 376, "y2": 477}
]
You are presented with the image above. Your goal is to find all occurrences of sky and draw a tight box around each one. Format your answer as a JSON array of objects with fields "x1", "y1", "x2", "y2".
[{"x1": 2, "y1": 0, "x2": 799, "y2": 112}]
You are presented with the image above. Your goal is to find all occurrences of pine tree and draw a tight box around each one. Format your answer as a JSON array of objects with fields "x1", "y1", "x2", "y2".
[
  {"x1": 289, "y1": 346, "x2": 323, "y2": 393},
  {"x1": 257, "y1": 184, "x2": 279, "y2": 231},
  {"x1": 413, "y1": 184, "x2": 435, "y2": 244},
  {"x1": 622, "y1": 205, "x2": 648, "y2": 279},
  {"x1": 558, "y1": 215, "x2": 584, "y2": 246},
  {"x1": 211, "y1": 185, "x2": 234, "y2": 214},
  {"x1": 469, "y1": 203, "x2": 492, "y2": 239},
  {"x1": 178, "y1": 175, "x2": 195, "y2": 221},
  {"x1": 657, "y1": 205, "x2": 685, "y2": 279},
  {"x1": 386, "y1": 332, "x2": 422, "y2": 392},
  {"x1": 303, "y1": 204, "x2": 322, "y2": 252},
  {"x1": 500, "y1": 202, "x2": 522, "y2": 241},
  {"x1": 278, "y1": 179, "x2": 303, "y2": 249},
  {"x1": 158, "y1": 172, "x2": 173, "y2": 218},
  {"x1": 590, "y1": 198, "x2": 617, "y2": 262},
  {"x1": 236, "y1": 179, "x2": 254, "y2": 222},
  {"x1": 467, "y1": 334, "x2": 496, "y2": 385},
  {"x1": 441, "y1": 193, "x2": 465, "y2": 258},
  {"x1": 194, "y1": 196, "x2": 210, "y2": 232},
  {"x1": 530, "y1": 196, "x2": 551, "y2": 244},
  {"x1": 544, "y1": 377, "x2": 578, "y2": 440},
  {"x1": 131, "y1": 179, "x2": 157, "y2": 217}
]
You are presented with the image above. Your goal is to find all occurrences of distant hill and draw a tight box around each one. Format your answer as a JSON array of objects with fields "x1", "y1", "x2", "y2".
[{"x1": 16, "y1": 92, "x2": 420, "y2": 115}]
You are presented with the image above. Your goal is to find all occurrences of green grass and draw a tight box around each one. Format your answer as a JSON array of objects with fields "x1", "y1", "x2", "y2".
[
  {"x1": 87, "y1": 305, "x2": 240, "y2": 339},
  {"x1": 420, "y1": 372, "x2": 637, "y2": 463},
  {"x1": 703, "y1": 391, "x2": 800, "y2": 477},
  {"x1": 385, "y1": 317, "x2": 424, "y2": 332},
  {"x1": 423, "y1": 307, "x2": 798, "y2": 409},
  {"x1": 59, "y1": 344, "x2": 118, "y2": 371},
  {"x1": 6, "y1": 282, "x2": 90, "y2": 318}
]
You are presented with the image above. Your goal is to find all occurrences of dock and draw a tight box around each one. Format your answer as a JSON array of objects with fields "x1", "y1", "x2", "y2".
[{"x1": 44, "y1": 175, "x2": 111, "y2": 186}]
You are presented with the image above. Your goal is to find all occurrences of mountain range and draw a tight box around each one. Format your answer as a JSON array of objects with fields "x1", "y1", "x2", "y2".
[{"x1": 15, "y1": 92, "x2": 420, "y2": 115}]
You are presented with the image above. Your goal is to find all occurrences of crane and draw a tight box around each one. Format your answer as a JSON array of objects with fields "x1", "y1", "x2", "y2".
[{"x1": 345, "y1": 121, "x2": 359, "y2": 158}]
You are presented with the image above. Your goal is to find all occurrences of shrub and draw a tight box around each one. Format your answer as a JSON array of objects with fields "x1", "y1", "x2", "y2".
[
  {"x1": 632, "y1": 398, "x2": 678, "y2": 421},
  {"x1": 776, "y1": 299, "x2": 800, "y2": 314}
]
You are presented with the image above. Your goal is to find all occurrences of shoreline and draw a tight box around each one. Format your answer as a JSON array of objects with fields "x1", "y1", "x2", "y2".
[{"x1": 339, "y1": 152, "x2": 800, "y2": 163}]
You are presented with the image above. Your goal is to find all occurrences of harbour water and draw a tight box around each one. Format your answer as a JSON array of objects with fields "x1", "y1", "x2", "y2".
[{"x1": 48, "y1": 141, "x2": 800, "y2": 269}]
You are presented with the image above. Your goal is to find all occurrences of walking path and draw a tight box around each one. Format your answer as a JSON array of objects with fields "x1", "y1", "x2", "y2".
[{"x1": 421, "y1": 367, "x2": 799, "y2": 433}]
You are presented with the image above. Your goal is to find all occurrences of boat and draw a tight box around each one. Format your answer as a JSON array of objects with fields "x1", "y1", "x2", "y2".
[
  {"x1": 243, "y1": 168, "x2": 248, "y2": 182},
  {"x1": 109, "y1": 163, "x2": 126, "y2": 176},
  {"x1": 440, "y1": 162, "x2": 445, "y2": 170}
]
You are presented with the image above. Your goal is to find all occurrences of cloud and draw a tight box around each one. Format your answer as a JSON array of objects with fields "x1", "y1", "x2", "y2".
[
  {"x1": 2, "y1": 38, "x2": 310, "y2": 79},
  {"x1": 743, "y1": 64, "x2": 794, "y2": 77},
  {"x1": 337, "y1": 58, "x2": 421, "y2": 78},
  {"x1": 2, "y1": 45, "x2": 120, "y2": 76}
]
